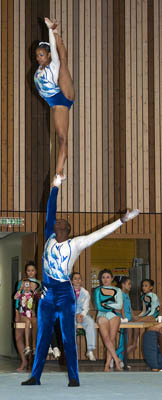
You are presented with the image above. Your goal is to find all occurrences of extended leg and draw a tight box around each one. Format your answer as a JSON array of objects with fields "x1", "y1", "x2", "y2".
[
  {"x1": 52, "y1": 106, "x2": 69, "y2": 176},
  {"x1": 54, "y1": 34, "x2": 75, "y2": 101}
]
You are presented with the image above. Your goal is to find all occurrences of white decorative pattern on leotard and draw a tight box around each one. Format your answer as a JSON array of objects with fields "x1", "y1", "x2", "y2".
[{"x1": 42, "y1": 219, "x2": 123, "y2": 283}]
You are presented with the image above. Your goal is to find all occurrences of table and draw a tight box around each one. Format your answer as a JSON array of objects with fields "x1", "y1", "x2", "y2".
[
  {"x1": 77, "y1": 321, "x2": 158, "y2": 369},
  {"x1": 119, "y1": 321, "x2": 158, "y2": 369}
]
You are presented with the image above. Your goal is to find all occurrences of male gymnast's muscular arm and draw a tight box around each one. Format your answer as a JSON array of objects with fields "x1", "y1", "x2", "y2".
[{"x1": 44, "y1": 186, "x2": 58, "y2": 241}]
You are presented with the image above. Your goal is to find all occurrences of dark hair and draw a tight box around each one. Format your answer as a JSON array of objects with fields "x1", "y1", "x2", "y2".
[
  {"x1": 71, "y1": 272, "x2": 81, "y2": 280},
  {"x1": 141, "y1": 279, "x2": 154, "y2": 288},
  {"x1": 36, "y1": 42, "x2": 50, "y2": 53},
  {"x1": 25, "y1": 261, "x2": 37, "y2": 275},
  {"x1": 118, "y1": 276, "x2": 131, "y2": 288},
  {"x1": 98, "y1": 269, "x2": 113, "y2": 286}
]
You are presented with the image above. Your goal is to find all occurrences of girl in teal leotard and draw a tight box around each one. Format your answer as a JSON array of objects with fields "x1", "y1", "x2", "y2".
[{"x1": 94, "y1": 269, "x2": 123, "y2": 371}]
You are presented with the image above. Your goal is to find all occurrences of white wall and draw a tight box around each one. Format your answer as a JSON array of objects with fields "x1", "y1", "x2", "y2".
[{"x1": 0, "y1": 234, "x2": 23, "y2": 357}]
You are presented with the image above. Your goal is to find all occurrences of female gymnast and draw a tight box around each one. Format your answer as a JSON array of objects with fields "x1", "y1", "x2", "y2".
[
  {"x1": 34, "y1": 17, "x2": 75, "y2": 185},
  {"x1": 127, "y1": 278, "x2": 160, "y2": 355},
  {"x1": 94, "y1": 269, "x2": 123, "y2": 372}
]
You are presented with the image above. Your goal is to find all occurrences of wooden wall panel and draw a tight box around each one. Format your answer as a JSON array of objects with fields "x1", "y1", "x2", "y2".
[
  {"x1": 148, "y1": 0, "x2": 155, "y2": 212},
  {"x1": 1, "y1": 0, "x2": 8, "y2": 211},
  {"x1": 79, "y1": 0, "x2": 85, "y2": 212},
  {"x1": 67, "y1": 0, "x2": 73, "y2": 212},
  {"x1": 102, "y1": 0, "x2": 108, "y2": 213},
  {"x1": 96, "y1": 0, "x2": 103, "y2": 212},
  {"x1": 143, "y1": 0, "x2": 149, "y2": 213},
  {"x1": 161, "y1": 0, "x2": 162, "y2": 213},
  {"x1": 108, "y1": 0, "x2": 114, "y2": 213},
  {"x1": 154, "y1": 0, "x2": 161, "y2": 213},
  {"x1": 0, "y1": 0, "x2": 162, "y2": 214},
  {"x1": 91, "y1": 0, "x2": 97, "y2": 212},
  {"x1": 8, "y1": 0, "x2": 14, "y2": 211},
  {"x1": 19, "y1": 0, "x2": 26, "y2": 211},
  {"x1": 125, "y1": 0, "x2": 132, "y2": 210},
  {"x1": 0, "y1": 0, "x2": 1, "y2": 210}
]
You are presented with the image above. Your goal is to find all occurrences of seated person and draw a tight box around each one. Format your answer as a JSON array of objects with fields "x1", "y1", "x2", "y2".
[
  {"x1": 143, "y1": 323, "x2": 162, "y2": 371},
  {"x1": 15, "y1": 278, "x2": 41, "y2": 356},
  {"x1": 115, "y1": 276, "x2": 132, "y2": 367},
  {"x1": 71, "y1": 272, "x2": 96, "y2": 361},
  {"x1": 127, "y1": 279, "x2": 160, "y2": 354},
  {"x1": 94, "y1": 269, "x2": 123, "y2": 371}
]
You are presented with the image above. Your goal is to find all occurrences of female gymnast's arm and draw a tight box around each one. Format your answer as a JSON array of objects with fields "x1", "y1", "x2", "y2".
[
  {"x1": 138, "y1": 301, "x2": 146, "y2": 317},
  {"x1": 94, "y1": 287, "x2": 103, "y2": 311},
  {"x1": 45, "y1": 18, "x2": 60, "y2": 85}
]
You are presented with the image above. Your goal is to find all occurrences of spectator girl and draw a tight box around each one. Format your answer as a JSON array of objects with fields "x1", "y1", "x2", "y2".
[
  {"x1": 94, "y1": 269, "x2": 123, "y2": 371},
  {"x1": 15, "y1": 262, "x2": 41, "y2": 371}
]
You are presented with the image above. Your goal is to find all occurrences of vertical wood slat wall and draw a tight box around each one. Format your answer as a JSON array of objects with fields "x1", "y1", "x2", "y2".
[
  {"x1": 0, "y1": 0, "x2": 162, "y2": 360},
  {"x1": 0, "y1": 0, "x2": 162, "y2": 215}
]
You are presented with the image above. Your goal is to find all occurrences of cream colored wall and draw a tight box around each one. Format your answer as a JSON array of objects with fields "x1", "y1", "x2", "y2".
[{"x1": 0, "y1": 234, "x2": 22, "y2": 357}]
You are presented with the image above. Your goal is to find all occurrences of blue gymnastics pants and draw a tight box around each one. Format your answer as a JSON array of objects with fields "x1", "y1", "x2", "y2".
[{"x1": 31, "y1": 279, "x2": 79, "y2": 384}]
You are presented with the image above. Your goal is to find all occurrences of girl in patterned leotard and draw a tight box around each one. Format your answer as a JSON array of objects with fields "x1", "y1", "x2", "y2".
[{"x1": 95, "y1": 269, "x2": 123, "y2": 371}]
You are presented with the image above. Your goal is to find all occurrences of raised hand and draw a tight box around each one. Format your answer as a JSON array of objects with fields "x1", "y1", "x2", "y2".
[{"x1": 121, "y1": 209, "x2": 140, "y2": 223}]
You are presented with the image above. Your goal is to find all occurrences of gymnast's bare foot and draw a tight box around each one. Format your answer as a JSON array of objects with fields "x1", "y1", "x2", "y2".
[
  {"x1": 115, "y1": 358, "x2": 123, "y2": 371},
  {"x1": 104, "y1": 364, "x2": 110, "y2": 372},
  {"x1": 16, "y1": 361, "x2": 27, "y2": 372}
]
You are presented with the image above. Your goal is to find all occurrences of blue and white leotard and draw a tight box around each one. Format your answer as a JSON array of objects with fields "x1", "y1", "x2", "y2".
[{"x1": 34, "y1": 29, "x2": 74, "y2": 109}]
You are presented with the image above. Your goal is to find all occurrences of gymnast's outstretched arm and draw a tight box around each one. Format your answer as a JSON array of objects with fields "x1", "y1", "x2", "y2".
[{"x1": 71, "y1": 210, "x2": 139, "y2": 259}]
